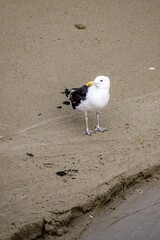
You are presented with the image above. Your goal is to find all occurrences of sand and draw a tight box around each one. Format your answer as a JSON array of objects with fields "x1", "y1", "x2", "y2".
[
  {"x1": 80, "y1": 176, "x2": 160, "y2": 240},
  {"x1": 0, "y1": 0, "x2": 160, "y2": 239}
]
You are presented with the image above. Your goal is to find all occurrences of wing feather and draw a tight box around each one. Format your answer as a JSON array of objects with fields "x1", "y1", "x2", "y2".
[{"x1": 65, "y1": 85, "x2": 89, "y2": 109}]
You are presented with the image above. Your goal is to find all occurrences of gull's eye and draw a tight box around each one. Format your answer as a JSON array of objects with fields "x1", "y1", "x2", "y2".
[{"x1": 100, "y1": 80, "x2": 103, "y2": 82}]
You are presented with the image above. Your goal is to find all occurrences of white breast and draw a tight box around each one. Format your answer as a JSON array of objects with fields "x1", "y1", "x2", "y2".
[
  {"x1": 87, "y1": 86, "x2": 110, "y2": 111},
  {"x1": 77, "y1": 85, "x2": 110, "y2": 112}
]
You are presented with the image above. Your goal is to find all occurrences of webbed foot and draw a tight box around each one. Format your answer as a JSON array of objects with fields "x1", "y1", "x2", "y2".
[
  {"x1": 83, "y1": 129, "x2": 94, "y2": 136},
  {"x1": 95, "y1": 127, "x2": 108, "y2": 132}
]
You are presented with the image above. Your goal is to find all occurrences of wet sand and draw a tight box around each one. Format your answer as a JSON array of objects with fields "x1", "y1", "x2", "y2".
[
  {"x1": 0, "y1": 0, "x2": 160, "y2": 239},
  {"x1": 80, "y1": 176, "x2": 160, "y2": 240}
]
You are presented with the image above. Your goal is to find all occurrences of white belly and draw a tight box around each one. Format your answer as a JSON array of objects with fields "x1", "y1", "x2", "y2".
[{"x1": 76, "y1": 86, "x2": 110, "y2": 112}]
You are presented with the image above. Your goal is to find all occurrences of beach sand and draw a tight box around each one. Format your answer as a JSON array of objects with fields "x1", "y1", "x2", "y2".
[{"x1": 0, "y1": 0, "x2": 160, "y2": 239}]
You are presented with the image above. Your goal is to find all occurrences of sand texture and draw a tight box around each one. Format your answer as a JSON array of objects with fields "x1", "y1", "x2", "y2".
[{"x1": 0, "y1": 0, "x2": 160, "y2": 239}]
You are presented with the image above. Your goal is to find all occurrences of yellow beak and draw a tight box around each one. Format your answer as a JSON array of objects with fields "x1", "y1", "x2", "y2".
[{"x1": 87, "y1": 81, "x2": 94, "y2": 86}]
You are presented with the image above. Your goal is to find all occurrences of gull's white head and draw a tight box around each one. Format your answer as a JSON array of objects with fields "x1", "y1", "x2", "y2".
[{"x1": 87, "y1": 76, "x2": 110, "y2": 89}]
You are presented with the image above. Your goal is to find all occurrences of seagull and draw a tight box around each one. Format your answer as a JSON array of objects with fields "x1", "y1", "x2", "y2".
[{"x1": 64, "y1": 76, "x2": 110, "y2": 135}]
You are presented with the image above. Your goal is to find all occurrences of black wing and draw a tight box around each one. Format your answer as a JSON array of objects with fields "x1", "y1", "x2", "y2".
[{"x1": 65, "y1": 85, "x2": 89, "y2": 109}]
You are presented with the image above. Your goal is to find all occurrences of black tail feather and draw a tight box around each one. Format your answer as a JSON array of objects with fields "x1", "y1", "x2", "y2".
[{"x1": 64, "y1": 88, "x2": 70, "y2": 98}]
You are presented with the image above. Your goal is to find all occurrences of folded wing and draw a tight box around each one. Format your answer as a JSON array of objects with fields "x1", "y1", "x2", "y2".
[{"x1": 65, "y1": 85, "x2": 89, "y2": 109}]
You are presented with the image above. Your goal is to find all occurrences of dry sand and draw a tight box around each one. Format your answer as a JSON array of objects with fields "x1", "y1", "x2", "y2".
[{"x1": 0, "y1": 0, "x2": 160, "y2": 239}]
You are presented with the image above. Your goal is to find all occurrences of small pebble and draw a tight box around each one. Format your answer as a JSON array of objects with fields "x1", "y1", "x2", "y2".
[
  {"x1": 136, "y1": 189, "x2": 143, "y2": 194},
  {"x1": 56, "y1": 171, "x2": 67, "y2": 177},
  {"x1": 56, "y1": 169, "x2": 78, "y2": 177},
  {"x1": 26, "y1": 152, "x2": 34, "y2": 157},
  {"x1": 63, "y1": 101, "x2": 70, "y2": 105},
  {"x1": 75, "y1": 24, "x2": 86, "y2": 30}
]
